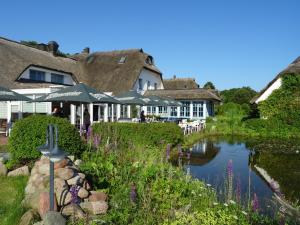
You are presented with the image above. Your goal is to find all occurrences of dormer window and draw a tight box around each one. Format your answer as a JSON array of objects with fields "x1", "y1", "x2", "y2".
[
  {"x1": 51, "y1": 73, "x2": 64, "y2": 84},
  {"x1": 138, "y1": 78, "x2": 143, "y2": 90},
  {"x1": 147, "y1": 81, "x2": 150, "y2": 90},
  {"x1": 29, "y1": 69, "x2": 45, "y2": 81},
  {"x1": 146, "y1": 56, "x2": 154, "y2": 65},
  {"x1": 119, "y1": 56, "x2": 127, "y2": 64}
]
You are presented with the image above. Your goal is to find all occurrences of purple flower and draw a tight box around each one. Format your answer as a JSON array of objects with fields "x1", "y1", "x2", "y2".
[
  {"x1": 93, "y1": 134, "x2": 100, "y2": 149},
  {"x1": 252, "y1": 193, "x2": 259, "y2": 212},
  {"x1": 130, "y1": 184, "x2": 137, "y2": 204},
  {"x1": 70, "y1": 185, "x2": 81, "y2": 204},
  {"x1": 227, "y1": 160, "x2": 233, "y2": 201},
  {"x1": 236, "y1": 177, "x2": 241, "y2": 203},
  {"x1": 186, "y1": 150, "x2": 191, "y2": 160},
  {"x1": 166, "y1": 144, "x2": 171, "y2": 160},
  {"x1": 87, "y1": 126, "x2": 92, "y2": 141},
  {"x1": 227, "y1": 160, "x2": 233, "y2": 178}
]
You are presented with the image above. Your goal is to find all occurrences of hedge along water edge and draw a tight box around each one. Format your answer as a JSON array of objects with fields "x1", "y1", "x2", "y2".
[
  {"x1": 92, "y1": 122, "x2": 184, "y2": 148},
  {"x1": 8, "y1": 115, "x2": 84, "y2": 165}
]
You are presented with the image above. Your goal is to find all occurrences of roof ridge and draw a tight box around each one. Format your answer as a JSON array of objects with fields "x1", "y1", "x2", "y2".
[
  {"x1": 164, "y1": 77, "x2": 196, "y2": 81},
  {"x1": 92, "y1": 48, "x2": 143, "y2": 55},
  {"x1": 0, "y1": 36, "x2": 77, "y2": 62}
]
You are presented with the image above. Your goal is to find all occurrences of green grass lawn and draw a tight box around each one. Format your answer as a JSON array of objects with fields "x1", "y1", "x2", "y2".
[{"x1": 0, "y1": 176, "x2": 28, "y2": 225}]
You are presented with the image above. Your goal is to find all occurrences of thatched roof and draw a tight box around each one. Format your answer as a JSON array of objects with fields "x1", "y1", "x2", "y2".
[
  {"x1": 0, "y1": 37, "x2": 80, "y2": 89},
  {"x1": 76, "y1": 49, "x2": 162, "y2": 95},
  {"x1": 163, "y1": 76, "x2": 199, "y2": 90},
  {"x1": 0, "y1": 37, "x2": 162, "y2": 94},
  {"x1": 251, "y1": 56, "x2": 300, "y2": 103},
  {"x1": 144, "y1": 89, "x2": 221, "y2": 102}
]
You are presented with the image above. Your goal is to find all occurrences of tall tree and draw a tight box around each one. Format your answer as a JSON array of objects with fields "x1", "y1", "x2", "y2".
[
  {"x1": 221, "y1": 87, "x2": 257, "y2": 105},
  {"x1": 203, "y1": 81, "x2": 216, "y2": 89}
]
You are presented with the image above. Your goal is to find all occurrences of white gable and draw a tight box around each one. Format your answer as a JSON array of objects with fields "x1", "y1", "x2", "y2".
[
  {"x1": 133, "y1": 68, "x2": 164, "y2": 94},
  {"x1": 255, "y1": 77, "x2": 282, "y2": 104}
]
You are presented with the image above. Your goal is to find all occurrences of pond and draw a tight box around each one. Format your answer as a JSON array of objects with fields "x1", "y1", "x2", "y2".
[{"x1": 173, "y1": 137, "x2": 300, "y2": 217}]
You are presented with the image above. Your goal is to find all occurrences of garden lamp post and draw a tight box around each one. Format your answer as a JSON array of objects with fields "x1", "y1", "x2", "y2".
[{"x1": 37, "y1": 124, "x2": 66, "y2": 211}]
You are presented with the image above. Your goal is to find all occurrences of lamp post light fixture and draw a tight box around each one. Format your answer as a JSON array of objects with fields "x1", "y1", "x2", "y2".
[{"x1": 37, "y1": 124, "x2": 66, "y2": 211}]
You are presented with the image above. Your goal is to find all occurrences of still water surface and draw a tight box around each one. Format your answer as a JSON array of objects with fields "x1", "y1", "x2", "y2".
[{"x1": 176, "y1": 137, "x2": 300, "y2": 215}]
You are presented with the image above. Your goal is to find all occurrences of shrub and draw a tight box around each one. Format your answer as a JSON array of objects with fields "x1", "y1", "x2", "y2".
[
  {"x1": 244, "y1": 118, "x2": 300, "y2": 138},
  {"x1": 92, "y1": 122, "x2": 183, "y2": 148},
  {"x1": 258, "y1": 73, "x2": 300, "y2": 127},
  {"x1": 8, "y1": 115, "x2": 84, "y2": 165}
]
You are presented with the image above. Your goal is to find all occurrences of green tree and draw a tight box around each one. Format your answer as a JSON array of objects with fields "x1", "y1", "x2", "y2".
[
  {"x1": 203, "y1": 81, "x2": 216, "y2": 89},
  {"x1": 221, "y1": 87, "x2": 257, "y2": 105}
]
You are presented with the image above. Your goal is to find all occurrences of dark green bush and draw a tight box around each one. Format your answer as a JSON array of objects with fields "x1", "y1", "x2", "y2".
[
  {"x1": 92, "y1": 122, "x2": 183, "y2": 148},
  {"x1": 244, "y1": 118, "x2": 300, "y2": 138},
  {"x1": 8, "y1": 115, "x2": 84, "y2": 164}
]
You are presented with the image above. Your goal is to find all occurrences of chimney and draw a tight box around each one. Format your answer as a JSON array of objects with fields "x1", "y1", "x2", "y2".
[
  {"x1": 173, "y1": 75, "x2": 176, "y2": 79},
  {"x1": 82, "y1": 47, "x2": 90, "y2": 54},
  {"x1": 47, "y1": 41, "x2": 59, "y2": 55}
]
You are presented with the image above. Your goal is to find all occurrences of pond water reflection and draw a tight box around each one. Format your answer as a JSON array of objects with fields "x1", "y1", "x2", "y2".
[{"x1": 174, "y1": 137, "x2": 300, "y2": 216}]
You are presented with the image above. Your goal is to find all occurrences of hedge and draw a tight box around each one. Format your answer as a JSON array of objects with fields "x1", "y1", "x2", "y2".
[
  {"x1": 91, "y1": 122, "x2": 183, "y2": 148},
  {"x1": 8, "y1": 115, "x2": 84, "y2": 165}
]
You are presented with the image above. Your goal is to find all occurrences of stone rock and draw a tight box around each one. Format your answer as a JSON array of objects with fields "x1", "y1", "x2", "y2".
[
  {"x1": 43, "y1": 211, "x2": 66, "y2": 225},
  {"x1": 0, "y1": 152, "x2": 10, "y2": 162},
  {"x1": 54, "y1": 178, "x2": 68, "y2": 191},
  {"x1": 19, "y1": 209, "x2": 40, "y2": 225},
  {"x1": 74, "y1": 159, "x2": 82, "y2": 167},
  {"x1": 31, "y1": 166, "x2": 39, "y2": 176},
  {"x1": 38, "y1": 192, "x2": 57, "y2": 218},
  {"x1": 23, "y1": 192, "x2": 42, "y2": 210},
  {"x1": 61, "y1": 204, "x2": 86, "y2": 219},
  {"x1": 82, "y1": 180, "x2": 91, "y2": 191},
  {"x1": 7, "y1": 165, "x2": 29, "y2": 176},
  {"x1": 80, "y1": 201, "x2": 108, "y2": 215},
  {"x1": 78, "y1": 187, "x2": 89, "y2": 199},
  {"x1": 33, "y1": 222, "x2": 44, "y2": 225},
  {"x1": 66, "y1": 175, "x2": 83, "y2": 186},
  {"x1": 68, "y1": 155, "x2": 75, "y2": 162},
  {"x1": 0, "y1": 161, "x2": 7, "y2": 176},
  {"x1": 38, "y1": 163, "x2": 50, "y2": 176},
  {"x1": 56, "y1": 190, "x2": 72, "y2": 206},
  {"x1": 88, "y1": 191, "x2": 107, "y2": 202},
  {"x1": 78, "y1": 173, "x2": 86, "y2": 179},
  {"x1": 32, "y1": 175, "x2": 49, "y2": 190},
  {"x1": 54, "y1": 158, "x2": 69, "y2": 170},
  {"x1": 55, "y1": 168, "x2": 75, "y2": 180}
]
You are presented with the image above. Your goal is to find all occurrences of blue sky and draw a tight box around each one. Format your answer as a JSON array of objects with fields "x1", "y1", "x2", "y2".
[{"x1": 1, "y1": 0, "x2": 299, "y2": 91}]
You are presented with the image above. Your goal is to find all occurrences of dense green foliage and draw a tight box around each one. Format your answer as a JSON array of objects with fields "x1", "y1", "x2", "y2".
[
  {"x1": 80, "y1": 145, "x2": 260, "y2": 225},
  {"x1": 0, "y1": 176, "x2": 28, "y2": 225},
  {"x1": 92, "y1": 122, "x2": 183, "y2": 148},
  {"x1": 203, "y1": 81, "x2": 216, "y2": 89},
  {"x1": 258, "y1": 74, "x2": 300, "y2": 127},
  {"x1": 221, "y1": 86, "x2": 257, "y2": 105},
  {"x1": 8, "y1": 115, "x2": 84, "y2": 165}
]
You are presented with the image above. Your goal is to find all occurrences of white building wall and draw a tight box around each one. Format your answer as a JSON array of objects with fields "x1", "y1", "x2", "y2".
[
  {"x1": 255, "y1": 78, "x2": 282, "y2": 104},
  {"x1": 132, "y1": 68, "x2": 163, "y2": 94},
  {"x1": 19, "y1": 66, "x2": 76, "y2": 85}
]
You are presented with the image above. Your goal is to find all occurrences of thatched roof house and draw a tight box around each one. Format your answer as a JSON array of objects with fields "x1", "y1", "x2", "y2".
[
  {"x1": 163, "y1": 75, "x2": 199, "y2": 90},
  {"x1": 0, "y1": 37, "x2": 79, "y2": 89},
  {"x1": 0, "y1": 37, "x2": 162, "y2": 95},
  {"x1": 251, "y1": 56, "x2": 300, "y2": 104}
]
